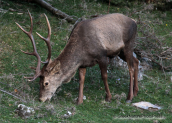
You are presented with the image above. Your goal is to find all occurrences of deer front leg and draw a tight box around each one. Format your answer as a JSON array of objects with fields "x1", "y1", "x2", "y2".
[
  {"x1": 77, "y1": 67, "x2": 86, "y2": 105},
  {"x1": 99, "y1": 58, "x2": 112, "y2": 102}
]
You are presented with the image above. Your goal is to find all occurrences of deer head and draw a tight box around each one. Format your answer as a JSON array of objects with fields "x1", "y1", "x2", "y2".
[{"x1": 16, "y1": 10, "x2": 62, "y2": 102}]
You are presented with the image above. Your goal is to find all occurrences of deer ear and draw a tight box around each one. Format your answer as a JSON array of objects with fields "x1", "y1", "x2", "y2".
[
  {"x1": 46, "y1": 60, "x2": 60, "y2": 73},
  {"x1": 51, "y1": 61, "x2": 61, "y2": 74}
]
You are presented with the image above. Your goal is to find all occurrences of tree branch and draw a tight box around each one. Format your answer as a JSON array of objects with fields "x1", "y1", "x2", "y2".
[
  {"x1": 0, "y1": 88, "x2": 27, "y2": 103},
  {"x1": 33, "y1": 0, "x2": 78, "y2": 24}
]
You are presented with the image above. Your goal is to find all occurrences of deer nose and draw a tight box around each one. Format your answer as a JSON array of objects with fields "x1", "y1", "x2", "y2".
[{"x1": 39, "y1": 97, "x2": 47, "y2": 102}]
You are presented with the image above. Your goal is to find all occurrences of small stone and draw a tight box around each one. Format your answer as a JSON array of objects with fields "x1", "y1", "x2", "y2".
[
  {"x1": 83, "y1": 95, "x2": 86, "y2": 100},
  {"x1": 15, "y1": 104, "x2": 35, "y2": 119},
  {"x1": 170, "y1": 76, "x2": 172, "y2": 82},
  {"x1": 121, "y1": 92, "x2": 126, "y2": 99},
  {"x1": 67, "y1": 111, "x2": 72, "y2": 116},
  {"x1": 126, "y1": 100, "x2": 131, "y2": 103},
  {"x1": 113, "y1": 94, "x2": 121, "y2": 100}
]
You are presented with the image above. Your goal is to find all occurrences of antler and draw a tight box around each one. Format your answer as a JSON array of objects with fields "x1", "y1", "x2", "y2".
[
  {"x1": 16, "y1": 10, "x2": 41, "y2": 81},
  {"x1": 36, "y1": 14, "x2": 51, "y2": 64}
]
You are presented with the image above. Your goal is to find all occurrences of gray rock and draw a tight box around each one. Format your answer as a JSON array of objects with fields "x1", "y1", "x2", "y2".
[{"x1": 15, "y1": 104, "x2": 35, "y2": 119}]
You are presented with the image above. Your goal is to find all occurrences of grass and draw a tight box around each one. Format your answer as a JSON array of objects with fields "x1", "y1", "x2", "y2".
[{"x1": 0, "y1": 0, "x2": 172, "y2": 122}]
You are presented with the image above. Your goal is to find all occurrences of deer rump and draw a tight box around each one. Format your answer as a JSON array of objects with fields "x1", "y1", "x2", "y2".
[{"x1": 16, "y1": 12, "x2": 139, "y2": 104}]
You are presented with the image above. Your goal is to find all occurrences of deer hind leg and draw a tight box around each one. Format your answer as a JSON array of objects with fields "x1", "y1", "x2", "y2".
[
  {"x1": 133, "y1": 57, "x2": 139, "y2": 96},
  {"x1": 77, "y1": 67, "x2": 86, "y2": 105},
  {"x1": 99, "y1": 57, "x2": 112, "y2": 102},
  {"x1": 118, "y1": 51, "x2": 135, "y2": 103}
]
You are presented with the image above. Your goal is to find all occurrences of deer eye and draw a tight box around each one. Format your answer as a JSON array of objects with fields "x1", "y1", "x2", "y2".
[{"x1": 44, "y1": 82, "x2": 49, "y2": 86}]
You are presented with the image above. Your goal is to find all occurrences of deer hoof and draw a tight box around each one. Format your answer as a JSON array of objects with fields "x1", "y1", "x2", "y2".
[
  {"x1": 134, "y1": 90, "x2": 139, "y2": 96},
  {"x1": 105, "y1": 99, "x2": 111, "y2": 102},
  {"x1": 134, "y1": 93, "x2": 137, "y2": 97},
  {"x1": 76, "y1": 99, "x2": 83, "y2": 105},
  {"x1": 76, "y1": 102, "x2": 83, "y2": 105},
  {"x1": 134, "y1": 91, "x2": 139, "y2": 97},
  {"x1": 126, "y1": 100, "x2": 132, "y2": 103},
  {"x1": 105, "y1": 95, "x2": 112, "y2": 102}
]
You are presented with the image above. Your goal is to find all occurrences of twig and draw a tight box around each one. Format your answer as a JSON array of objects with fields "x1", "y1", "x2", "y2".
[{"x1": 0, "y1": 88, "x2": 27, "y2": 103}]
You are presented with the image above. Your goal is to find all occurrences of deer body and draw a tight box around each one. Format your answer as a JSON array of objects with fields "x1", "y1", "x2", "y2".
[{"x1": 16, "y1": 12, "x2": 139, "y2": 104}]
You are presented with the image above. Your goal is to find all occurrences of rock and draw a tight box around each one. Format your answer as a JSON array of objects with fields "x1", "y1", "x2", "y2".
[
  {"x1": 138, "y1": 61, "x2": 144, "y2": 81},
  {"x1": 133, "y1": 52, "x2": 137, "y2": 58},
  {"x1": 113, "y1": 94, "x2": 121, "y2": 100},
  {"x1": 15, "y1": 104, "x2": 35, "y2": 119},
  {"x1": 112, "y1": 53, "x2": 152, "y2": 81},
  {"x1": 120, "y1": 92, "x2": 126, "y2": 99},
  {"x1": 83, "y1": 95, "x2": 86, "y2": 100},
  {"x1": 132, "y1": 101, "x2": 161, "y2": 110},
  {"x1": 63, "y1": 111, "x2": 72, "y2": 118},
  {"x1": 170, "y1": 76, "x2": 172, "y2": 82},
  {"x1": 113, "y1": 56, "x2": 127, "y2": 67}
]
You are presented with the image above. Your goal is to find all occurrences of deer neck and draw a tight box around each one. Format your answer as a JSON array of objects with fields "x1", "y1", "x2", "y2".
[{"x1": 57, "y1": 41, "x2": 82, "y2": 84}]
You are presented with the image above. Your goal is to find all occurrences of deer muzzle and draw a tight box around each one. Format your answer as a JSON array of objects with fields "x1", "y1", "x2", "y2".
[{"x1": 39, "y1": 97, "x2": 51, "y2": 102}]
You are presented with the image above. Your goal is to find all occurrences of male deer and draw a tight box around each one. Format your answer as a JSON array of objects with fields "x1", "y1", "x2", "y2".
[{"x1": 16, "y1": 11, "x2": 139, "y2": 104}]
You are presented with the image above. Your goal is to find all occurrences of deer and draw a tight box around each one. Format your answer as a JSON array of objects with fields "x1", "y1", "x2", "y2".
[{"x1": 16, "y1": 10, "x2": 139, "y2": 105}]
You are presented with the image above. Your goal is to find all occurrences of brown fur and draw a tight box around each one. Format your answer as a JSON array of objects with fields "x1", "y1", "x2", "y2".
[
  {"x1": 19, "y1": 13, "x2": 139, "y2": 104},
  {"x1": 39, "y1": 13, "x2": 139, "y2": 104}
]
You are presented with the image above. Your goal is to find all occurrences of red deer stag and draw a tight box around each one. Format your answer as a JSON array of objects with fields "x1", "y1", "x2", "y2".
[{"x1": 16, "y1": 11, "x2": 139, "y2": 104}]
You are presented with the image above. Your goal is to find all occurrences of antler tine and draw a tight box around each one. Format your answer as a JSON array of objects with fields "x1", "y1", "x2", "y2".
[
  {"x1": 28, "y1": 10, "x2": 33, "y2": 33},
  {"x1": 24, "y1": 72, "x2": 41, "y2": 81},
  {"x1": 16, "y1": 10, "x2": 42, "y2": 81},
  {"x1": 21, "y1": 49, "x2": 35, "y2": 55},
  {"x1": 36, "y1": 13, "x2": 51, "y2": 64},
  {"x1": 15, "y1": 10, "x2": 33, "y2": 35}
]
